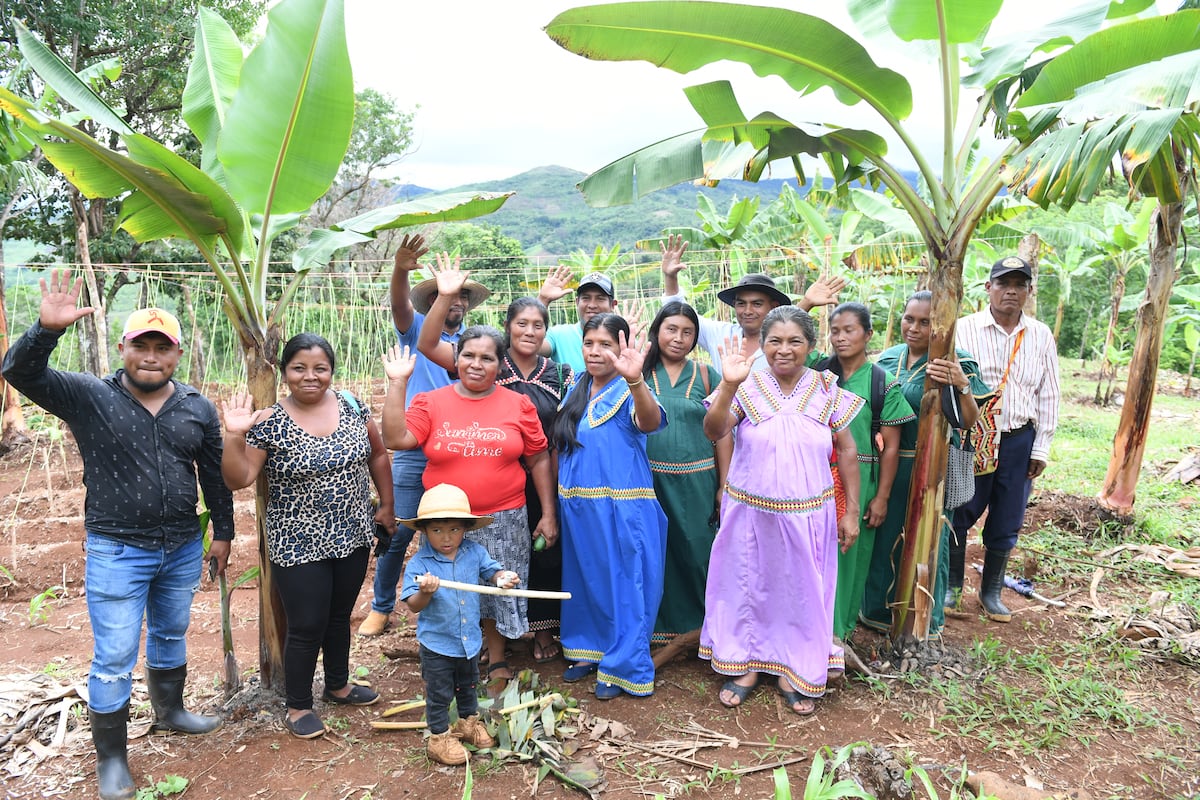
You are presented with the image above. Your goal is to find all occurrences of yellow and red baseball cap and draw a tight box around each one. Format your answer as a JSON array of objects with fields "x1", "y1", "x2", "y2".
[{"x1": 122, "y1": 308, "x2": 182, "y2": 344}]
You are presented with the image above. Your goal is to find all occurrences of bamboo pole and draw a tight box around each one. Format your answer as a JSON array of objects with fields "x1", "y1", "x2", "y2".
[{"x1": 436, "y1": 579, "x2": 571, "y2": 601}]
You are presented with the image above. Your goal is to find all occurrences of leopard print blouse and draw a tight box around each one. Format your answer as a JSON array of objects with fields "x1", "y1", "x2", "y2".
[{"x1": 246, "y1": 392, "x2": 375, "y2": 567}]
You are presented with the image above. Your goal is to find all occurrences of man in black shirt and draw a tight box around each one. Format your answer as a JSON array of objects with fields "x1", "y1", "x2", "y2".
[{"x1": 2, "y1": 270, "x2": 235, "y2": 800}]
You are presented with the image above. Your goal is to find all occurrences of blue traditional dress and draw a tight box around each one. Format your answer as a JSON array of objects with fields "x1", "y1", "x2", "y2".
[{"x1": 558, "y1": 376, "x2": 668, "y2": 696}]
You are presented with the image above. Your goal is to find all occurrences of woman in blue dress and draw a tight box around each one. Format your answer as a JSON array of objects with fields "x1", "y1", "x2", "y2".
[{"x1": 553, "y1": 313, "x2": 668, "y2": 700}]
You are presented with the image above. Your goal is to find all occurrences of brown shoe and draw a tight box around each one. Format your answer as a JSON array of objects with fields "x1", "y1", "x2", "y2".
[
  {"x1": 357, "y1": 611, "x2": 390, "y2": 637},
  {"x1": 427, "y1": 731, "x2": 468, "y2": 765},
  {"x1": 451, "y1": 714, "x2": 496, "y2": 749}
]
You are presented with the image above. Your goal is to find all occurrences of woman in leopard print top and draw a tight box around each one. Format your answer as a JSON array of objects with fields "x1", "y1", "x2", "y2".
[{"x1": 222, "y1": 334, "x2": 396, "y2": 739}]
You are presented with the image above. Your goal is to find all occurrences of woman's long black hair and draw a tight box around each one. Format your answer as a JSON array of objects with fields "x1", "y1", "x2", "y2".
[
  {"x1": 821, "y1": 301, "x2": 873, "y2": 378},
  {"x1": 641, "y1": 300, "x2": 700, "y2": 378},
  {"x1": 552, "y1": 313, "x2": 629, "y2": 454}
]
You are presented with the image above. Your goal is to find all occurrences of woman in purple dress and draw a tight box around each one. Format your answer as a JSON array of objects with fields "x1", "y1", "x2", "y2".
[{"x1": 700, "y1": 306, "x2": 863, "y2": 716}]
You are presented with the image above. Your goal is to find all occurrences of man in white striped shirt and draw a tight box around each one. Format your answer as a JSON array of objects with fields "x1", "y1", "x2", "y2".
[{"x1": 950, "y1": 256, "x2": 1061, "y2": 623}]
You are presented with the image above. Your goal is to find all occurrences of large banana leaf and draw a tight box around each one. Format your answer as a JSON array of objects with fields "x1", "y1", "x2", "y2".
[
  {"x1": 0, "y1": 89, "x2": 224, "y2": 245},
  {"x1": 183, "y1": 7, "x2": 244, "y2": 186},
  {"x1": 290, "y1": 191, "x2": 516, "y2": 271},
  {"x1": 545, "y1": 2, "x2": 912, "y2": 119},
  {"x1": 1016, "y1": 10, "x2": 1200, "y2": 109},
  {"x1": 217, "y1": 0, "x2": 353, "y2": 215},
  {"x1": 962, "y1": 0, "x2": 1112, "y2": 89},
  {"x1": 577, "y1": 80, "x2": 887, "y2": 208},
  {"x1": 14, "y1": 19, "x2": 131, "y2": 135},
  {"x1": 853, "y1": 0, "x2": 1003, "y2": 44}
]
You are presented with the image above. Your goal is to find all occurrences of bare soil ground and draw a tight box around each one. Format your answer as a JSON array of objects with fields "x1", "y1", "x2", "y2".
[{"x1": 2, "y1": 439, "x2": 1198, "y2": 800}]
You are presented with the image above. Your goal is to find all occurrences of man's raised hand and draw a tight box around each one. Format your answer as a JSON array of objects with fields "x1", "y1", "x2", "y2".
[{"x1": 38, "y1": 269, "x2": 94, "y2": 332}]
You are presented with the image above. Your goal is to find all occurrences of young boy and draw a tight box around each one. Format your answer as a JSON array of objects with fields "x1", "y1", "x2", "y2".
[{"x1": 400, "y1": 483, "x2": 520, "y2": 766}]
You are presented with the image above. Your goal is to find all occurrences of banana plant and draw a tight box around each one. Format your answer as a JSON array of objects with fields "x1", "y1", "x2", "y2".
[
  {"x1": 1, "y1": 0, "x2": 512, "y2": 686},
  {"x1": 546, "y1": 0, "x2": 1199, "y2": 640}
]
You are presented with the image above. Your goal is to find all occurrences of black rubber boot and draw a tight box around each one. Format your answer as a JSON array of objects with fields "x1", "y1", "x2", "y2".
[
  {"x1": 146, "y1": 665, "x2": 222, "y2": 735},
  {"x1": 89, "y1": 704, "x2": 135, "y2": 800},
  {"x1": 979, "y1": 548, "x2": 1013, "y2": 623},
  {"x1": 944, "y1": 531, "x2": 967, "y2": 610}
]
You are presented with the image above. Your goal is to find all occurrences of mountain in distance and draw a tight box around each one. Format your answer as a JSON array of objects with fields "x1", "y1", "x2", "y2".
[{"x1": 388, "y1": 165, "x2": 891, "y2": 257}]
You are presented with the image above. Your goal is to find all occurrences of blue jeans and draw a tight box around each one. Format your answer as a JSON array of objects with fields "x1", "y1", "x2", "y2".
[
  {"x1": 85, "y1": 533, "x2": 203, "y2": 713},
  {"x1": 420, "y1": 645, "x2": 480, "y2": 734},
  {"x1": 369, "y1": 450, "x2": 424, "y2": 614}
]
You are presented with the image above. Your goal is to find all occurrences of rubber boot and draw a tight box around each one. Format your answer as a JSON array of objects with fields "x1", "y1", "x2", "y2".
[
  {"x1": 944, "y1": 531, "x2": 967, "y2": 610},
  {"x1": 979, "y1": 548, "x2": 1013, "y2": 623},
  {"x1": 89, "y1": 704, "x2": 135, "y2": 800},
  {"x1": 145, "y1": 665, "x2": 222, "y2": 734}
]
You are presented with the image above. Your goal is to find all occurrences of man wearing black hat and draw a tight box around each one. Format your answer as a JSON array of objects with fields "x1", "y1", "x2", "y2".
[
  {"x1": 950, "y1": 255, "x2": 1060, "y2": 622},
  {"x1": 660, "y1": 236, "x2": 844, "y2": 372},
  {"x1": 537, "y1": 267, "x2": 618, "y2": 373}
]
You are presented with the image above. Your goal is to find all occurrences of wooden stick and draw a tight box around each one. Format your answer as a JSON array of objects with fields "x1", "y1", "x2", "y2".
[
  {"x1": 436, "y1": 578, "x2": 571, "y2": 600},
  {"x1": 369, "y1": 720, "x2": 428, "y2": 730}
]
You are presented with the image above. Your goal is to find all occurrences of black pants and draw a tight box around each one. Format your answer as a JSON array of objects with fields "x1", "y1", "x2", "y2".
[
  {"x1": 420, "y1": 645, "x2": 480, "y2": 734},
  {"x1": 273, "y1": 547, "x2": 370, "y2": 710}
]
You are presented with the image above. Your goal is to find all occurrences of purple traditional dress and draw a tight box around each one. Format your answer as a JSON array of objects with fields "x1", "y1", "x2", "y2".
[{"x1": 699, "y1": 368, "x2": 863, "y2": 698}]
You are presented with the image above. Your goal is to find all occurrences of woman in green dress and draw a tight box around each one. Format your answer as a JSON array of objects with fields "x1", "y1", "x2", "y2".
[
  {"x1": 860, "y1": 291, "x2": 992, "y2": 635},
  {"x1": 642, "y1": 301, "x2": 732, "y2": 642},
  {"x1": 825, "y1": 303, "x2": 917, "y2": 641}
]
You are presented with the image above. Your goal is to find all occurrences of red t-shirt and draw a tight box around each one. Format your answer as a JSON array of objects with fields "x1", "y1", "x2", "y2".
[{"x1": 406, "y1": 385, "x2": 547, "y2": 515}]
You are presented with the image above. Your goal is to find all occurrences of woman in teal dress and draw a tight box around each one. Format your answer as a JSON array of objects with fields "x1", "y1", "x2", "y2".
[
  {"x1": 641, "y1": 301, "x2": 732, "y2": 642},
  {"x1": 825, "y1": 303, "x2": 917, "y2": 641},
  {"x1": 554, "y1": 313, "x2": 668, "y2": 699},
  {"x1": 860, "y1": 291, "x2": 991, "y2": 634}
]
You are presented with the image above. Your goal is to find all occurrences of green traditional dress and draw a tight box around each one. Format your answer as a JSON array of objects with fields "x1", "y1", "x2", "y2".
[
  {"x1": 860, "y1": 346, "x2": 991, "y2": 634},
  {"x1": 648, "y1": 361, "x2": 722, "y2": 641},
  {"x1": 830, "y1": 364, "x2": 917, "y2": 639}
]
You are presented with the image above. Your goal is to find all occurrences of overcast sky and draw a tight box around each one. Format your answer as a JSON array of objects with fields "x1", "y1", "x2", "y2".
[{"x1": 344, "y1": 1, "x2": 1174, "y2": 190}]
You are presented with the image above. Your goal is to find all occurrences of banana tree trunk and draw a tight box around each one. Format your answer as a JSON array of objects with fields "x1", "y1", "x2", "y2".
[
  {"x1": 891, "y1": 252, "x2": 962, "y2": 645},
  {"x1": 241, "y1": 327, "x2": 287, "y2": 690},
  {"x1": 1098, "y1": 201, "x2": 1182, "y2": 514},
  {"x1": 1019, "y1": 235, "x2": 1040, "y2": 319},
  {"x1": 0, "y1": 263, "x2": 30, "y2": 450},
  {"x1": 1053, "y1": 298, "x2": 1066, "y2": 342},
  {"x1": 1096, "y1": 264, "x2": 1127, "y2": 405}
]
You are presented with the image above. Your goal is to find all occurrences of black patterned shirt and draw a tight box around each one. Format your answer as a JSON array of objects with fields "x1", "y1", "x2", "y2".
[{"x1": 2, "y1": 321, "x2": 235, "y2": 551}]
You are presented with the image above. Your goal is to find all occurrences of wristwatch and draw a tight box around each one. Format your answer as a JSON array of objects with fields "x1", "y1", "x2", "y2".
[{"x1": 958, "y1": 383, "x2": 970, "y2": 395}]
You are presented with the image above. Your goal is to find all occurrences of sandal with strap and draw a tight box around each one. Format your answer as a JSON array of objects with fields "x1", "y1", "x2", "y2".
[
  {"x1": 532, "y1": 636, "x2": 562, "y2": 664},
  {"x1": 776, "y1": 680, "x2": 816, "y2": 716},
  {"x1": 718, "y1": 676, "x2": 758, "y2": 708}
]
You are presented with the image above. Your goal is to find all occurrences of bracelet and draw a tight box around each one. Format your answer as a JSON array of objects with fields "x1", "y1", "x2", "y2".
[{"x1": 627, "y1": 377, "x2": 644, "y2": 388}]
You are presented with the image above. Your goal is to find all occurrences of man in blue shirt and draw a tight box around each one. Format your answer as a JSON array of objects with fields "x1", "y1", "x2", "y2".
[
  {"x1": 359, "y1": 235, "x2": 490, "y2": 636},
  {"x1": 536, "y1": 266, "x2": 617, "y2": 373}
]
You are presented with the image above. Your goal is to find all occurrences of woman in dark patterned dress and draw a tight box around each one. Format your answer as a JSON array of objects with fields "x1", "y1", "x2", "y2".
[{"x1": 222, "y1": 334, "x2": 396, "y2": 739}]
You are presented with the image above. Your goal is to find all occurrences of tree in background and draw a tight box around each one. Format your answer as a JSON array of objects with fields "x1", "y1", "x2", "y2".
[
  {"x1": 546, "y1": 0, "x2": 1199, "y2": 643},
  {"x1": 2, "y1": 0, "x2": 512, "y2": 688},
  {"x1": 1, "y1": 0, "x2": 267, "y2": 375}
]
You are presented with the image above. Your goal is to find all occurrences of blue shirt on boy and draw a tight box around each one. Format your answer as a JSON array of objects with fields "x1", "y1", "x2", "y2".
[{"x1": 401, "y1": 538, "x2": 503, "y2": 658}]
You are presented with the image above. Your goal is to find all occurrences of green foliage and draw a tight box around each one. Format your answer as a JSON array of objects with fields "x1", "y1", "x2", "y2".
[
  {"x1": 136, "y1": 775, "x2": 188, "y2": 800},
  {"x1": 28, "y1": 585, "x2": 65, "y2": 625}
]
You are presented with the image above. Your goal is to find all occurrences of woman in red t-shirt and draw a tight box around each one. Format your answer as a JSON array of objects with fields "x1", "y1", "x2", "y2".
[{"x1": 382, "y1": 327, "x2": 556, "y2": 686}]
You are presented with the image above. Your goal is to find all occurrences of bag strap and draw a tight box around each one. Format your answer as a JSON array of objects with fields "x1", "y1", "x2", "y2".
[
  {"x1": 697, "y1": 361, "x2": 711, "y2": 396},
  {"x1": 995, "y1": 328, "x2": 1026, "y2": 393},
  {"x1": 338, "y1": 389, "x2": 361, "y2": 414}
]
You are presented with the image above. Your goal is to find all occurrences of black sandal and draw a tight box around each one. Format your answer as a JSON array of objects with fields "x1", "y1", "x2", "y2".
[
  {"x1": 486, "y1": 661, "x2": 514, "y2": 681},
  {"x1": 718, "y1": 676, "x2": 758, "y2": 708},
  {"x1": 776, "y1": 679, "x2": 816, "y2": 716}
]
